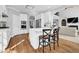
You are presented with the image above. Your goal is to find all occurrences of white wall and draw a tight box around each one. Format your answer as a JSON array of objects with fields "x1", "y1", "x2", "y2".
[{"x1": 12, "y1": 14, "x2": 20, "y2": 36}]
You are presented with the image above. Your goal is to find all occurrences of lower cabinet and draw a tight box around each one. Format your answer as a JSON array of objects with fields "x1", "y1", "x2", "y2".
[
  {"x1": 0, "y1": 30, "x2": 8, "y2": 52},
  {"x1": 0, "y1": 32, "x2": 3, "y2": 52}
]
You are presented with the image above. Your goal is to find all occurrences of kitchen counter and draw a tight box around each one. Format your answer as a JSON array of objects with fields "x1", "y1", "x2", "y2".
[
  {"x1": 0, "y1": 27, "x2": 9, "y2": 29},
  {"x1": 0, "y1": 27, "x2": 9, "y2": 32},
  {"x1": 0, "y1": 28, "x2": 9, "y2": 52}
]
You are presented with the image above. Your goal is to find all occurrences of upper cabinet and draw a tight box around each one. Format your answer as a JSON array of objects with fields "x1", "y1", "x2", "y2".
[
  {"x1": 35, "y1": 11, "x2": 60, "y2": 28},
  {"x1": 35, "y1": 11, "x2": 53, "y2": 28},
  {"x1": 43, "y1": 12, "x2": 52, "y2": 27},
  {"x1": 0, "y1": 5, "x2": 8, "y2": 21}
]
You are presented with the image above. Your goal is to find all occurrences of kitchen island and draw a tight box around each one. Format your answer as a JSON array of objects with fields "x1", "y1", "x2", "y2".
[{"x1": 29, "y1": 28, "x2": 51, "y2": 49}]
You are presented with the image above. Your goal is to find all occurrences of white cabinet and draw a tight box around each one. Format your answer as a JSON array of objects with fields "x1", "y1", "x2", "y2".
[
  {"x1": 0, "y1": 6, "x2": 8, "y2": 28},
  {"x1": 35, "y1": 11, "x2": 60, "y2": 28},
  {"x1": 0, "y1": 5, "x2": 8, "y2": 21},
  {"x1": 0, "y1": 44, "x2": 2, "y2": 52},
  {"x1": 0, "y1": 32, "x2": 2, "y2": 52},
  {"x1": 0, "y1": 29, "x2": 8, "y2": 52},
  {"x1": 37, "y1": 11, "x2": 52, "y2": 28}
]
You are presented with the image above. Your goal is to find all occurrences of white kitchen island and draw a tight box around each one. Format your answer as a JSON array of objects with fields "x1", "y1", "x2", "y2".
[{"x1": 29, "y1": 28, "x2": 51, "y2": 49}]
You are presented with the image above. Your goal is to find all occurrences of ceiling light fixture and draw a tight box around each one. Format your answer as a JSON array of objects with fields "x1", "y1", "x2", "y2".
[{"x1": 25, "y1": 5, "x2": 34, "y2": 10}]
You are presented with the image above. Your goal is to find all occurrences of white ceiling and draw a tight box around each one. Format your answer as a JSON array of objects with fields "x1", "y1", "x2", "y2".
[{"x1": 6, "y1": 5, "x2": 73, "y2": 15}]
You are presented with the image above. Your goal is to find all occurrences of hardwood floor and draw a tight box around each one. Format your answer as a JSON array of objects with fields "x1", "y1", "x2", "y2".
[
  {"x1": 5, "y1": 33, "x2": 79, "y2": 53},
  {"x1": 5, "y1": 33, "x2": 35, "y2": 53},
  {"x1": 36, "y1": 38, "x2": 79, "y2": 53}
]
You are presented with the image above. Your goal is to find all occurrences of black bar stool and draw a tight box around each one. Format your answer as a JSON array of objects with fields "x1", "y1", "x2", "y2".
[
  {"x1": 38, "y1": 29, "x2": 51, "y2": 53},
  {"x1": 38, "y1": 27, "x2": 60, "y2": 52},
  {"x1": 50, "y1": 27, "x2": 60, "y2": 50}
]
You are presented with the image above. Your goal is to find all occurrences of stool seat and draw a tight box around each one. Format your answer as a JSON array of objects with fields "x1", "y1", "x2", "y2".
[{"x1": 39, "y1": 35, "x2": 49, "y2": 39}]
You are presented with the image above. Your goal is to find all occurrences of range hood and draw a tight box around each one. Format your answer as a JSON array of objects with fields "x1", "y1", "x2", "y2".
[
  {"x1": 2, "y1": 12, "x2": 8, "y2": 17},
  {"x1": 54, "y1": 12, "x2": 59, "y2": 16}
]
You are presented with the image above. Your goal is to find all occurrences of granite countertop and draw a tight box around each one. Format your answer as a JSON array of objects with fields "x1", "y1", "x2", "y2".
[{"x1": 0, "y1": 27, "x2": 9, "y2": 29}]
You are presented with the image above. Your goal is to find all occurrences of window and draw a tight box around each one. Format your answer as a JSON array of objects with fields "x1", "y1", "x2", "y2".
[
  {"x1": 21, "y1": 21, "x2": 27, "y2": 29},
  {"x1": 36, "y1": 19, "x2": 41, "y2": 28},
  {"x1": 29, "y1": 21, "x2": 34, "y2": 28},
  {"x1": 29, "y1": 16, "x2": 35, "y2": 28},
  {"x1": 62, "y1": 19, "x2": 66, "y2": 26}
]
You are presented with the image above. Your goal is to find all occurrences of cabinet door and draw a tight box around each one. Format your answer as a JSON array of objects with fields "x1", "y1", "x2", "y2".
[
  {"x1": 3, "y1": 32, "x2": 7, "y2": 51},
  {"x1": 0, "y1": 44, "x2": 2, "y2": 52},
  {"x1": 0, "y1": 31, "x2": 8, "y2": 52},
  {"x1": 0, "y1": 32, "x2": 3, "y2": 52}
]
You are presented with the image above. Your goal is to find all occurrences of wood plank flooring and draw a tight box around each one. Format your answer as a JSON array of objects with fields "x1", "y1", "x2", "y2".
[
  {"x1": 36, "y1": 38, "x2": 79, "y2": 53},
  {"x1": 5, "y1": 33, "x2": 79, "y2": 53},
  {"x1": 5, "y1": 33, "x2": 35, "y2": 53}
]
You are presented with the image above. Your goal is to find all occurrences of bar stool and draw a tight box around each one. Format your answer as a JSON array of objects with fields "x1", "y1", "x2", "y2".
[
  {"x1": 50, "y1": 27, "x2": 60, "y2": 50},
  {"x1": 38, "y1": 27, "x2": 60, "y2": 52},
  {"x1": 38, "y1": 29, "x2": 51, "y2": 53}
]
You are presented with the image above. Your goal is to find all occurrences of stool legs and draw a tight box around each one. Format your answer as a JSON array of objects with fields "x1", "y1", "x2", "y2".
[
  {"x1": 48, "y1": 35, "x2": 51, "y2": 51},
  {"x1": 39, "y1": 39, "x2": 51, "y2": 53},
  {"x1": 57, "y1": 33, "x2": 59, "y2": 47},
  {"x1": 38, "y1": 37, "x2": 40, "y2": 52},
  {"x1": 53, "y1": 37, "x2": 55, "y2": 50},
  {"x1": 43, "y1": 40, "x2": 44, "y2": 53}
]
